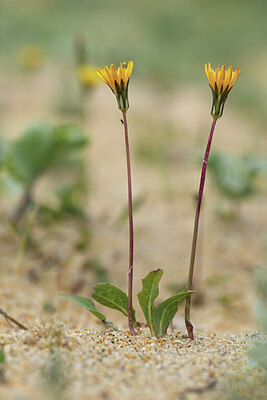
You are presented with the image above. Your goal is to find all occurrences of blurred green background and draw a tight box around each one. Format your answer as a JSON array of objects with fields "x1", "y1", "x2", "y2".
[{"x1": 1, "y1": 0, "x2": 266, "y2": 120}]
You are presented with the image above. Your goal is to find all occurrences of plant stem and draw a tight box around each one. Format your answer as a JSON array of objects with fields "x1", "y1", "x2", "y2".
[
  {"x1": 185, "y1": 117, "x2": 217, "y2": 339},
  {"x1": 11, "y1": 184, "x2": 33, "y2": 225},
  {"x1": 122, "y1": 110, "x2": 136, "y2": 335}
]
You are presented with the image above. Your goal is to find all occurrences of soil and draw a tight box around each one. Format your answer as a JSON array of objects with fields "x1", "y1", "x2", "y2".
[{"x1": 0, "y1": 66, "x2": 266, "y2": 399}]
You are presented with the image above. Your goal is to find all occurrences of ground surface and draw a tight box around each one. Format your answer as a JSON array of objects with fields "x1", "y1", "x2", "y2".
[
  {"x1": 0, "y1": 323, "x2": 259, "y2": 400},
  {"x1": 0, "y1": 67, "x2": 266, "y2": 399}
]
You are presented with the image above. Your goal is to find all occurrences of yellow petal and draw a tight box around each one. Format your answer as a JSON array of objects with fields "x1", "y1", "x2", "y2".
[
  {"x1": 104, "y1": 66, "x2": 116, "y2": 90},
  {"x1": 228, "y1": 68, "x2": 240, "y2": 89},
  {"x1": 97, "y1": 68, "x2": 109, "y2": 85},
  {"x1": 110, "y1": 64, "x2": 119, "y2": 88},
  {"x1": 217, "y1": 65, "x2": 225, "y2": 91},
  {"x1": 223, "y1": 66, "x2": 233, "y2": 91}
]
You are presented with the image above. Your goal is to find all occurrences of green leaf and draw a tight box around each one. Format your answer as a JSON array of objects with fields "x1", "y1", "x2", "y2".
[
  {"x1": 92, "y1": 283, "x2": 136, "y2": 323},
  {"x1": 0, "y1": 349, "x2": 5, "y2": 364},
  {"x1": 6, "y1": 122, "x2": 54, "y2": 183},
  {"x1": 59, "y1": 294, "x2": 117, "y2": 330},
  {"x1": 137, "y1": 269, "x2": 163, "y2": 337},
  {"x1": 154, "y1": 291, "x2": 195, "y2": 337},
  {"x1": 5, "y1": 122, "x2": 88, "y2": 185}
]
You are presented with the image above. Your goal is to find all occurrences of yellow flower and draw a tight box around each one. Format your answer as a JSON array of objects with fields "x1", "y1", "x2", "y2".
[
  {"x1": 17, "y1": 45, "x2": 44, "y2": 70},
  {"x1": 96, "y1": 61, "x2": 134, "y2": 111},
  {"x1": 77, "y1": 65, "x2": 101, "y2": 88},
  {"x1": 205, "y1": 63, "x2": 240, "y2": 118}
]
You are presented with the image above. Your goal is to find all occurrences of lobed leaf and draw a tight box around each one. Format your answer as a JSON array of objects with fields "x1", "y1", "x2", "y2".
[
  {"x1": 92, "y1": 283, "x2": 136, "y2": 323},
  {"x1": 137, "y1": 269, "x2": 163, "y2": 337},
  {"x1": 59, "y1": 293, "x2": 117, "y2": 330},
  {"x1": 154, "y1": 291, "x2": 195, "y2": 337}
]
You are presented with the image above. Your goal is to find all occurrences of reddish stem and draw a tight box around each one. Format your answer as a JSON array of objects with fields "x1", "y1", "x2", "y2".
[
  {"x1": 185, "y1": 117, "x2": 217, "y2": 339},
  {"x1": 122, "y1": 110, "x2": 136, "y2": 335}
]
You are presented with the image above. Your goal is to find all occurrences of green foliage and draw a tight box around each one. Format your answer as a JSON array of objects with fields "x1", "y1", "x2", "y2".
[
  {"x1": 0, "y1": 121, "x2": 89, "y2": 223},
  {"x1": 5, "y1": 122, "x2": 87, "y2": 185},
  {"x1": 38, "y1": 181, "x2": 87, "y2": 222},
  {"x1": 82, "y1": 258, "x2": 108, "y2": 283},
  {"x1": 42, "y1": 349, "x2": 69, "y2": 400},
  {"x1": 154, "y1": 292, "x2": 195, "y2": 337},
  {"x1": 92, "y1": 283, "x2": 136, "y2": 323},
  {"x1": 61, "y1": 269, "x2": 193, "y2": 337},
  {"x1": 0, "y1": 349, "x2": 5, "y2": 364},
  {"x1": 59, "y1": 294, "x2": 117, "y2": 330},
  {"x1": 137, "y1": 269, "x2": 163, "y2": 336},
  {"x1": 208, "y1": 153, "x2": 267, "y2": 200},
  {"x1": 138, "y1": 269, "x2": 195, "y2": 337}
]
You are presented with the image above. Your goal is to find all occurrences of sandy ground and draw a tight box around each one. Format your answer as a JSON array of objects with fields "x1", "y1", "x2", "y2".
[
  {"x1": 1, "y1": 321, "x2": 263, "y2": 400},
  {"x1": 0, "y1": 66, "x2": 266, "y2": 399}
]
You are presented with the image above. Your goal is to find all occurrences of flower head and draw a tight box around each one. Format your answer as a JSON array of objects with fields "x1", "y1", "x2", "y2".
[
  {"x1": 77, "y1": 65, "x2": 101, "y2": 88},
  {"x1": 205, "y1": 63, "x2": 240, "y2": 118},
  {"x1": 17, "y1": 45, "x2": 44, "y2": 70},
  {"x1": 97, "y1": 61, "x2": 134, "y2": 111}
]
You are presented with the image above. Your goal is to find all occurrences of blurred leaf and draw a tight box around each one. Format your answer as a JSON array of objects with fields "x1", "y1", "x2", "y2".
[
  {"x1": 92, "y1": 283, "x2": 136, "y2": 323},
  {"x1": 87, "y1": 259, "x2": 108, "y2": 282},
  {"x1": 208, "y1": 153, "x2": 267, "y2": 200},
  {"x1": 0, "y1": 349, "x2": 5, "y2": 364},
  {"x1": 248, "y1": 267, "x2": 267, "y2": 369},
  {"x1": 0, "y1": 171, "x2": 24, "y2": 196},
  {"x1": 213, "y1": 204, "x2": 239, "y2": 221},
  {"x1": 116, "y1": 195, "x2": 145, "y2": 225},
  {"x1": 42, "y1": 349, "x2": 69, "y2": 400},
  {"x1": 5, "y1": 122, "x2": 88, "y2": 185},
  {"x1": 75, "y1": 227, "x2": 92, "y2": 252},
  {"x1": 56, "y1": 184, "x2": 86, "y2": 217},
  {"x1": 154, "y1": 291, "x2": 195, "y2": 336},
  {"x1": 205, "y1": 274, "x2": 230, "y2": 287},
  {"x1": 248, "y1": 341, "x2": 267, "y2": 369},
  {"x1": 6, "y1": 122, "x2": 54, "y2": 183},
  {"x1": 137, "y1": 269, "x2": 163, "y2": 337},
  {"x1": 0, "y1": 138, "x2": 8, "y2": 168},
  {"x1": 59, "y1": 294, "x2": 117, "y2": 330},
  {"x1": 217, "y1": 294, "x2": 239, "y2": 306}
]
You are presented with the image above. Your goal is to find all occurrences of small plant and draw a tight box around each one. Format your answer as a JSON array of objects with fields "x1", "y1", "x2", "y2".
[
  {"x1": 184, "y1": 63, "x2": 240, "y2": 339},
  {"x1": 61, "y1": 268, "x2": 193, "y2": 337},
  {"x1": 207, "y1": 152, "x2": 267, "y2": 218},
  {"x1": 61, "y1": 61, "x2": 193, "y2": 337},
  {"x1": 1, "y1": 121, "x2": 88, "y2": 223},
  {"x1": 41, "y1": 322, "x2": 70, "y2": 400}
]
